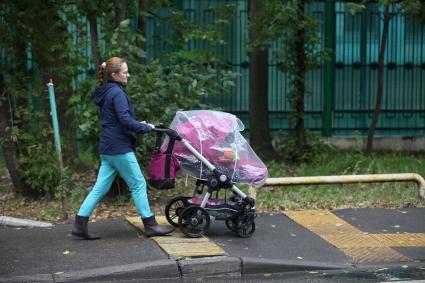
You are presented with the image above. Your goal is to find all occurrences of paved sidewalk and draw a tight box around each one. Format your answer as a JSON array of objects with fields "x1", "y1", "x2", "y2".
[{"x1": 0, "y1": 208, "x2": 424, "y2": 282}]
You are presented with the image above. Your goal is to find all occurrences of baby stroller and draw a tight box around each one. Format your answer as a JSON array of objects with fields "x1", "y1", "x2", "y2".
[{"x1": 148, "y1": 110, "x2": 268, "y2": 238}]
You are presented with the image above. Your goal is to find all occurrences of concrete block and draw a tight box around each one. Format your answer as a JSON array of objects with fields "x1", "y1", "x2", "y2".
[{"x1": 178, "y1": 256, "x2": 241, "y2": 278}]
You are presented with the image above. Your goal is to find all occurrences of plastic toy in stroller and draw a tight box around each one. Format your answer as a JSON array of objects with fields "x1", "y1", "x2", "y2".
[{"x1": 148, "y1": 110, "x2": 268, "y2": 238}]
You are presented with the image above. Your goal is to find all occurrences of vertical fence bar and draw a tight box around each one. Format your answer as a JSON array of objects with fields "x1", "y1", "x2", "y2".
[{"x1": 323, "y1": 0, "x2": 335, "y2": 137}]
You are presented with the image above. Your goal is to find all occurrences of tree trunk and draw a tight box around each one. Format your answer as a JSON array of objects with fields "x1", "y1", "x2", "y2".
[
  {"x1": 292, "y1": 0, "x2": 307, "y2": 163},
  {"x1": 115, "y1": 0, "x2": 127, "y2": 27},
  {"x1": 366, "y1": 4, "x2": 390, "y2": 153},
  {"x1": 248, "y1": 0, "x2": 280, "y2": 162},
  {"x1": 0, "y1": 74, "x2": 29, "y2": 195},
  {"x1": 138, "y1": 0, "x2": 149, "y2": 37},
  {"x1": 88, "y1": 15, "x2": 100, "y2": 68}
]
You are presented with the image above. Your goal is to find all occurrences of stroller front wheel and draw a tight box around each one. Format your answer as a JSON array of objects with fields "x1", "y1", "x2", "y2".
[
  {"x1": 178, "y1": 206, "x2": 210, "y2": 238},
  {"x1": 235, "y1": 219, "x2": 256, "y2": 238}
]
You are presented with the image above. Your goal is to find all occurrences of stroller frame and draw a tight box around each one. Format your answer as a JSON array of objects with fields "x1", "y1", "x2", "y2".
[{"x1": 153, "y1": 127, "x2": 256, "y2": 238}]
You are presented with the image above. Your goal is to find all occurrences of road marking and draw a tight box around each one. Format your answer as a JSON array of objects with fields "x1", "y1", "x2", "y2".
[
  {"x1": 126, "y1": 216, "x2": 227, "y2": 258},
  {"x1": 284, "y1": 210, "x2": 419, "y2": 262}
]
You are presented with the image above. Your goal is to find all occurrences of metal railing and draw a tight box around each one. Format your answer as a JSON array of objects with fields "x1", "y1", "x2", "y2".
[{"x1": 249, "y1": 173, "x2": 425, "y2": 200}]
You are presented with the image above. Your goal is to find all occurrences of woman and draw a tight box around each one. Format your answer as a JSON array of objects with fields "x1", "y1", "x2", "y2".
[{"x1": 72, "y1": 57, "x2": 174, "y2": 240}]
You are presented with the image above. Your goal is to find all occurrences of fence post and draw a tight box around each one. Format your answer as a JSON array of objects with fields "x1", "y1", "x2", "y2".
[
  {"x1": 323, "y1": 0, "x2": 335, "y2": 137},
  {"x1": 47, "y1": 79, "x2": 68, "y2": 220}
]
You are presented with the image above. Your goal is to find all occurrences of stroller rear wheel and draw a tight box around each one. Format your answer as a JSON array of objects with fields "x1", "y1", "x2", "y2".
[
  {"x1": 178, "y1": 206, "x2": 210, "y2": 238},
  {"x1": 165, "y1": 196, "x2": 190, "y2": 227}
]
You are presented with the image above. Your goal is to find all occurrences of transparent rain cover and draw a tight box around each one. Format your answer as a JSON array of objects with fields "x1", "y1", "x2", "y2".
[{"x1": 161, "y1": 110, "x2": 268, "y2": 188}]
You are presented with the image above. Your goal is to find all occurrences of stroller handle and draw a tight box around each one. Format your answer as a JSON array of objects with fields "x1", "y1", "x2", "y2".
[{"x1": 151, "y1": 126, "x2": 182, "y2": 141}]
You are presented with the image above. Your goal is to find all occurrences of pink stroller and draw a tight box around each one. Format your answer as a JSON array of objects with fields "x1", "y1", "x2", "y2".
[{"x1": 149, "y1": 110, "x2": 268, "y2": 238}]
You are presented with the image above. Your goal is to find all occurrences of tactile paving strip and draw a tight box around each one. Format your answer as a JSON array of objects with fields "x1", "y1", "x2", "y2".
[
  {"x1": 126, "y1": 216, "x2": 227, "y2": 258},
  {"x1": 284, "y1": 210, "x2": 414, "y2": 262}
]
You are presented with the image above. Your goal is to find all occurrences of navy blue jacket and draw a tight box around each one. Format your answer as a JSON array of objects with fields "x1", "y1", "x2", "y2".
[{"x1": 94, "y1": 81, "x2": 152, "y2": 155}]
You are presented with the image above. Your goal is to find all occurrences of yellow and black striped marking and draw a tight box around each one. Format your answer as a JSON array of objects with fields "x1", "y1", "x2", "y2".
[
  {"x1": 284, "y1": 210, "x2": 425, "y2": 262},
  {"x1": 126, "y1": 216, "x2": 226, "y2": 258}
]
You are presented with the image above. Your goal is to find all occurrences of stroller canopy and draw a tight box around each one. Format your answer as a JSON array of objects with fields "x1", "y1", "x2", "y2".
[{"x1": 162, "y1": 110, "x2": 268, "y2": 188}]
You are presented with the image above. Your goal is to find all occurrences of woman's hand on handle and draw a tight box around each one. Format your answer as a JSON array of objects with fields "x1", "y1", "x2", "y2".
[{"x1": 141, "y1": 121, "x2": 155, "y2": 129}]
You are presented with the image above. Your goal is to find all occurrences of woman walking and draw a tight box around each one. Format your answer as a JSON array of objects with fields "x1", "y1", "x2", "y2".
[{"x1": 72, "y1": 57, "x2": 174, "y2": 240}]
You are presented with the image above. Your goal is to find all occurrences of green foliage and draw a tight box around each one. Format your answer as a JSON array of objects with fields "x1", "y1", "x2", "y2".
[
  {"x1": 17, "y1": 135, "x2": 60, "y2": 195},
  {"x1": 68, "y1": 183, "x2": 89, "y2": 210},
  {"x1": 274, "y1": 130, "x2": 337, "y2": 163},
  {"x1": 347, "y1": 0, "x2": 425, "y2": 22},
  {"x1": 55, "y1": 167, "x2": 71, "y2": 201},
  {"x1": 0, "y1": 1, "x2": 91, "y2": 197}
]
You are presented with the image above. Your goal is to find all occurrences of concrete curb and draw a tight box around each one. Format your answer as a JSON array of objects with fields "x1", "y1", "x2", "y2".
[
  {"x1": 0, "y1": 260, "x2": 180, "y2": 283},
  {"x1": 9, "y1": 255, "x2": 414, "y2": 282},
  {"x1": 0, "y1": 216, "x2": 53, "y2": 228},
  {"x1": 0, "y1": 274, "x2": 54, "y2": 283},
  {"x1": 240, "y1": 257, "x2": 353, "y2": 275},
  {"x1": 54, "y1": 260, "x2": 180, "y2": 282}
]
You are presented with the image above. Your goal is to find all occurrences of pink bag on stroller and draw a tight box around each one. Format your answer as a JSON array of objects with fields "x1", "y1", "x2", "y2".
[{"x1": 148, "y1": 133, "x2": 180, "y2": 190}]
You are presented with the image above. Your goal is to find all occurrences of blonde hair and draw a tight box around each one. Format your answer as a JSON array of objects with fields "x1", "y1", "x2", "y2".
[{"x1": 97, "y1": 57, "x2": 126, "y2": 86}]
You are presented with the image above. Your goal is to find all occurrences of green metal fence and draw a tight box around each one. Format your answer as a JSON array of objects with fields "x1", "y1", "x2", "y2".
[
  {"x1": 3, "y1": 1, "x2": 423, "y2": 137},
  {"x1": 147, "y1": 0, "x2": 425, "y2": 136}
]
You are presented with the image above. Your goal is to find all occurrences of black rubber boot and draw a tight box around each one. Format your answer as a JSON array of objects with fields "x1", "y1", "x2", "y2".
[
  {"x1": 71, "y1": 215, "x2": 100, "y2": 240},
  {"x1": 142, "y1": 216, "x2": 174, "y2": 237}
]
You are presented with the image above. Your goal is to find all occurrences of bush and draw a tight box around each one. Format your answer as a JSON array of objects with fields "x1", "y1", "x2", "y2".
[{"x1": 274, "y1": 130, "x2": 337, "y2": 163}]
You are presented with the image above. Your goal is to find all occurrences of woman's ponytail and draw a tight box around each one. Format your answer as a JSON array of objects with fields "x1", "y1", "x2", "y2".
[{"x1": 98, "y1": 62, "x2": 106, "y2": 86}]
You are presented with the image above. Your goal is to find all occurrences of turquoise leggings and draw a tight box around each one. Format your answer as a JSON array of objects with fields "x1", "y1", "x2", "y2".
[{"x1": 78, "y1": 152, "x2": 153, "y2": 219}]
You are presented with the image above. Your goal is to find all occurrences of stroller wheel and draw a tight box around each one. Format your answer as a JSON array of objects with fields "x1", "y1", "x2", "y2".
[
  {"x1": 236, "y1": 220, "x2": 256, "y2": 238},
  {"x1": 178, "y1": 206, "x2": 210, "y2": 238},
  {"x1": 165, "y1": 196, "x2": 190, "y2": 227}
]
